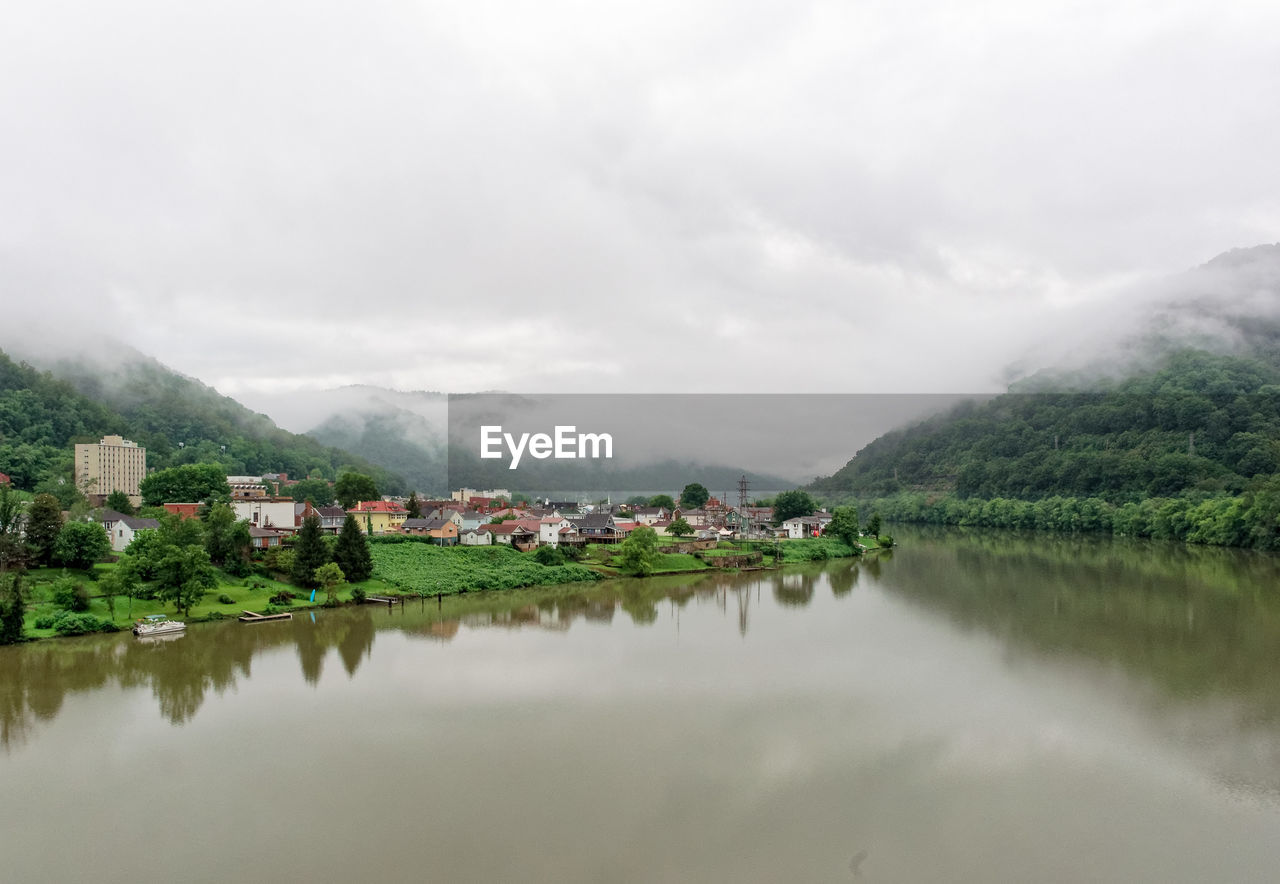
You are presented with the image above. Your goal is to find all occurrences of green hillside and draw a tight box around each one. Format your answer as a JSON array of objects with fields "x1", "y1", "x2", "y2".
[
  {"x1": 0, "y1": 348, "x2": 403, "y2": 495},
  {"x1": 811, "y1": 350, "x2": 1280, "y2": 503}
]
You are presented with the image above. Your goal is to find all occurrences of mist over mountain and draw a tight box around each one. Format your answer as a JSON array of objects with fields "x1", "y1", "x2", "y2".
[
  {"x1": 1007, "y1": 243, "x2": 1280, "y2": 389},
  {"x1": 0, "y1": 343, "x2": 403, "y2": 493},
  {"x1": 812, "y1": 244, "x2": 1280, "y2": 504}
]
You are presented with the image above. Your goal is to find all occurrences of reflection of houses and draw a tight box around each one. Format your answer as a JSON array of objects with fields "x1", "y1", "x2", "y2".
[
  {"x1": 401, "y1": 517, "x2": 459, "y2": 545},
  {"x1": 99, "y1": 509, "x2": 159, "y2": 552},
  {"x1": 348, "y1": 500, "x2": 408, "y2": 534}
]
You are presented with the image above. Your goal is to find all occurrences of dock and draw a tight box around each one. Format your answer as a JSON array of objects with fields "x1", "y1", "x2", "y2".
[{"x1": 239, "y1": 610, "x2": 294, "y2": 623}]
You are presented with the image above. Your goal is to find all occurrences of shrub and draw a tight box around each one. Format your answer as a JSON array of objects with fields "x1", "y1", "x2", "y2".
[
  {"x1": 51, "y1": 612, "x2": 118, "y2": 636},
  {"x1": 217, "y1": 593, "x2": 235, "y2": 605},
  {"x1": 52, "y1": 577, "x2": 90, "y2": 612},
  {"x1": 350, "y1": 586, "x2": 367, "y2": 604},
  {"x1": 269, "y1": 590, "x2": 294, "y2": 606},
  {"x1": 533, "y1": 546, "x2": 565, "y2": 566},
  {"x1": 34, "y1": 614, "x2": 56, "y2": 630}
]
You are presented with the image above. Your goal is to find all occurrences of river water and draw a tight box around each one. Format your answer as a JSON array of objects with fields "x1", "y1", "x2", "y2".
[{"x1": 3, "y1": 528, "x2": 1280, "y2": 882}]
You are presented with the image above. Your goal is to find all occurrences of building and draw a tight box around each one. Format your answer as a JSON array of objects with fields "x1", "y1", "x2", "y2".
[
  {"x1": 232, "y1": 498, "x2": 296, "y2": 531},
  {"x1": 74, "y1": 435, "x2": 147, "y2": 507},
  {"x1": 163, "y1": 502, "x2": 202, "y2": 520},
  {"x1": 99, "y1": 509, "x2": 159, "y2": 552},
  {"x1": 348, "y1": 500, "x2": 408, "y2": 535},
  {"x1": 401, "y1": 517, "x2": 459, "y2": 545}
]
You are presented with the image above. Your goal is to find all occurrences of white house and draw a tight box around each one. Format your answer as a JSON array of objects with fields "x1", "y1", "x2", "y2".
[
  {"x1": 232, "y1": 498, "x2": 296, "y2": 531},
  {"x1": 104, "y1": 514, "x2": 159, "y2": 552},
  {"x1": 539, "y1": 517, "x2": 573, "y2": 547},
  {"x1": 459, "y1": 527, "x2": 493, "y2": 546}
]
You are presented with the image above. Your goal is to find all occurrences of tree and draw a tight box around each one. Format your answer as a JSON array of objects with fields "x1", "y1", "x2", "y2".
[
  {"x1": 0, "y1": 486, "x2": 26, "y2": 573},
  {"x1": 333, "y1": 514, "x2": 373, "y2": 583},
  {"x1": 203, "y1": 503, "x2": 251, "y2": 574},
  {"x1": 289, "y1": 478, "x2": 335, "y2": 507},
  {"x1": 667, "y1": 517, "x2": 693, "y2": 538},
  {"x1": 25, "y1": 493, "x2": 64, "y2": 566},
  {"x1": 772, "y1": 490, "x2": 817, "y2": 525},
  {"x1": 680, "y1": 483, "x2": 710, "y2": 509},
  {"x1": 826, "y1": 506, "x2": 860, "y2": 547},
  {"x1": 648, "y1": 494, "x2": 675, "y2": 509},
  {"x1": 292, "y1": 513, "x2": 329, "y2": 589},
  {"x1": 139, "y1": 463, "x2": 230, "y2": 506},
  {"x1": 616, "y1": 525, "x2": 659, "y2": 576},
  {"x1": 156, "y1": 545, "x2": 217, "y2": 616},
  {"x1": 865, "y1": 512, "x2": 882, "y2": 537},
  {"x1": 624, "y1": 495, "x2": 648, "y2": 506},
  {"x1": 104, "y1": 490, "x2": 135, "y2": 515},
  {"x1": 0, "y1": 573, "x2": 26, "y2": 644},
  {"x1": 406, "y1": 492, "x2": 422, "y2": 519},
  {"x1": 314, "y1": 562, "x2": 346, "y2": 606},
  {"x1": 334, "y1": 472, "x2": 379, "y2": 509},
  {"x1": 53, "y1": 521, "x2": 111, "y2": 569}
]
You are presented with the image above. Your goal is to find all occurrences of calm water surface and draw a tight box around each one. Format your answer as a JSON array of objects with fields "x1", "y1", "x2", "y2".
[{"x1": 4, "y1": 528, "x2": 1280, "y2": 882}]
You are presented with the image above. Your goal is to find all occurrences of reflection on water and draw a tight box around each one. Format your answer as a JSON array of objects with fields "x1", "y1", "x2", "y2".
[
  {"x1": 0, "y1": 565, "x2": 852, "y2": 740},
  {"x1": 4, "y1": 533, "x2": 1280, "y2": 882}
]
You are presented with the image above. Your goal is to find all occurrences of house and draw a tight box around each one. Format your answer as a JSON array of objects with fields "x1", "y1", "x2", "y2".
[
  {"x1": 631, "y1": 506, "x2": 668, "y2": 526},
  {"x1": 348, "y1": 500, "x2": 409, "y2": 535},
  {"x1": 401, "y1": 517, "x2": 459, "y2": 545},
  {"x1": 781, "y1": 513, "x2": 834, "y2": 539},
  {"x1": 570, "y1": 513, "x2": 623, "y2": 543},
  {"x1": 163, "y1": 502, "x2": 201, "y2": 520},
  {"x1": 249, "y1": 525, "x2": 288, "y2": 549},
  {"x1": 227, "y1": 477, "x2": 270, "y2": 499},
  {"x1": 100, "y1": 510, "x2": 160, "y2": 552},
  {"x1": 672, "y1": 508, "x2": 710, "y2": 527},
  {"x1": 539, "y1": 517, "x2": 573, "y2": 547},
  {"x1": 459, "y1": 527, "x2": 493, "y2": 546},
  {"x1": 232, "y1": 498, "x2": 297, "y2": 532},
  {"x1": 478, "y1": 522, "x2": 538, "y2": 550},
  {"x1": 297, "y1": 502, "x2": 347, "y2": 533}
]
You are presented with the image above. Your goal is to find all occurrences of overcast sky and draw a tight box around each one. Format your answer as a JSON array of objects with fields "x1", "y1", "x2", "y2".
[{"x1": 3, "y1": 0, "x2": 1278, "y2": 402}]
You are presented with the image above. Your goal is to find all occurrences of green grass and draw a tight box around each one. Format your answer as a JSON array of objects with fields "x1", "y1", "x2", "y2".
[
  {"x1": 19, "y1": 562, "x2": 393, "y2": 638},
  {"x1": 370, "y1": 543, "x2": 600, "y2": 595}
]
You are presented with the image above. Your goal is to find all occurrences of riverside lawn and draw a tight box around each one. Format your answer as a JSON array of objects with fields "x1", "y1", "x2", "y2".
[{"x1": 15, "y1": 536, "x2": 874, "y2": 640}]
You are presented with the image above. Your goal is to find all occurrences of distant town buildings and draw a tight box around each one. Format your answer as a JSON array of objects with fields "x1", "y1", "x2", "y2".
[{"x1": 74, "y1": 435, "x2": 146, "y2": 507}]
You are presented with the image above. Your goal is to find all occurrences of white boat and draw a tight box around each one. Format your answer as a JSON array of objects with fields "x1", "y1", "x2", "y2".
[{"x1": 133, "y1": 614, "x2": 186, "y2": 637}]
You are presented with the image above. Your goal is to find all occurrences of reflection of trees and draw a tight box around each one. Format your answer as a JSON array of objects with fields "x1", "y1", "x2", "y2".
[
  {"x1": 0, "y1": 557, "x2": 871, "y2": 741},
  {"x1": 885, "y1": 529, "x2": 1280, "y2": 722},
  {"x1": 829, "y1": 564, "x2": 859, "y2": 597},
  {"x1": 773, "y1": 572, "x2": 816, "y2": 607}
]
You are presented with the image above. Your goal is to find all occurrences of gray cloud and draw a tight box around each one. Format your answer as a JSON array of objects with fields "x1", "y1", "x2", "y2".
[{"x1": 2, "y1": 0, "x2": 1278, "y2": 401}]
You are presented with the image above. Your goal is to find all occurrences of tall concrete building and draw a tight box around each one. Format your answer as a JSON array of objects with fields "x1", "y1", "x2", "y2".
[{"x1": 75, "y1": 435, "x2": 147, "y2": 507}]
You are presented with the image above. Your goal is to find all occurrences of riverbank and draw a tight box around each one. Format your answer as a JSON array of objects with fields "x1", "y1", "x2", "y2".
[{"x1": 11, "y1": 536, "x2": 882, "y2": 642}]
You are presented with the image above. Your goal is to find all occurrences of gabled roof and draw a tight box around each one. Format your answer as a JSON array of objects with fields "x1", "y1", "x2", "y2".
[
  {"x1": 248, "y1": 525, "x2": 286, "y2": 538},
  {"x1": 97, "y1": 508, "x2": 130, "y2": 524},
  {"x1": 404, "y1": 517, "x2": 454, "y2": 531},
  {"x1": 571, "y1": 513, "x2": 615, "y2": 529},
  {"x1": 350, "y1": 500, "x2": 407, "y2": 514},
  {"x1": 479, "y1": 522, "x2": 536, "y2": 536},
  {"x1": 120, "y1": 516, "x2": 159, "y2": 531}
]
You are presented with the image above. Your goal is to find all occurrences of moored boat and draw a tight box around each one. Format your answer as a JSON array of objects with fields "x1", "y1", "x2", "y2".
[{"x1": 133, "y1": 614, "x2": 186, "y2": 637}]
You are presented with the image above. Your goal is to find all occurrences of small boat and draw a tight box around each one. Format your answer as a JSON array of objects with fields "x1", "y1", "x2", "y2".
[{"x1": 133, "y1": 614, "x2": 186, "y2": 637}]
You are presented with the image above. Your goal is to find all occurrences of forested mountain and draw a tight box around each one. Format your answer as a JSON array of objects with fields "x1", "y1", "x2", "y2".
[
  {"x1": 810, "y1": 350, "x2": 1280, "y2": 502},
  {"x1": 0, "y1": 347, "x2": 403, "y2": 494}
]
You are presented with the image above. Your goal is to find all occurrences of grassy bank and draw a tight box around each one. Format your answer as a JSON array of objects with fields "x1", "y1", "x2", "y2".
[
  {"x1": 370, "y1": 542, "x2": 600, "y2": 595},
  {"x1": 18, "y1": 562, "x2": 395, "y2": 638}
]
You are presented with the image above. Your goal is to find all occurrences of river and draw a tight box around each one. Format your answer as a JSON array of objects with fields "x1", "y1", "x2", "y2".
[{"x1": 3, "y1": 527, "x2": 1280, "y2": 882}]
